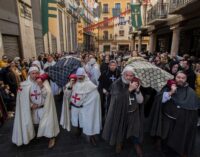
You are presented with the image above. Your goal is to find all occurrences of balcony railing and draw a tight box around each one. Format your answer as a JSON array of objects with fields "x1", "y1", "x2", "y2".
[
  {"x1": 169, "y1": 0, "x2": 198, "y2": 13},
  {"x1": 147, "y1": 3, "x2": 169, "y2": 25}
]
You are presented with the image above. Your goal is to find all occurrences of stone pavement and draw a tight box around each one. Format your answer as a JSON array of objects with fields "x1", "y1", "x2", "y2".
[{"x1": 0, "y1": 96, "x2": 199, "y2": 157}]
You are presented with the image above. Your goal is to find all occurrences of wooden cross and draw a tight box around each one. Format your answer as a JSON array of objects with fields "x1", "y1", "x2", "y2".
[
  {"x1": 72, "y1": 93, "x2": 80, "y2": 103},
  {"x1": 30, "y1": 90, "x2": 41, "y2": 100}
]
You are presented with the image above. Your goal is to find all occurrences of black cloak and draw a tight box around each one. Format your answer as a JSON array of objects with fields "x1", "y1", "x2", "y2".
[
  {"x1": 149, "y1": 84, "x2": 200, "y2": 156},
  {"x1": 102, "y1": 78, "x2": 144, "y2": 145}
]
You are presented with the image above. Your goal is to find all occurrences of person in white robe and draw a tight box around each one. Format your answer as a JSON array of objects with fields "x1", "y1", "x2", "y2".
[
  {"x1": 85, "y1": 58, "x2": 101, "y2": 86},
  {"x1": 60, "y1": 74, "x2": 77, "y2": 131},
  {"x1": 12, "y1": 67, "x2": 60, "y2": 148},
  {"x1": 43, "y1": 55, "x2": 60, "y2": 95},
  {"x1": 70, "y1": 67, "x2": 101, "y2": 145},
  {"x1": 32, "y1": 60, "x2": 45, "y2": 74}
]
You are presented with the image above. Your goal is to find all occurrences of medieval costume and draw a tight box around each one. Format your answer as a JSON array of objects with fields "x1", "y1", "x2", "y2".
[
  {"x1": 98, "y1": 60, "x2": 121, "y2": 119},
  {"x1": 102, "y1": 66, "x2": 144, "y2": 156},
  {"x1": 12, "y1": 67, "x2": 60, "y2": 147},
  {"x1": 150, "y1": 79, "x2": 200, "y2": 156},
  {"x1": 60, "y1": 74, "x2": 77, "y2": 131},
  {"x1": 85, "y1": 58, "x2": 101, "y2": 86},
  {"x1": 70, "y1": 68, "x2": 101, "y2": 136}
]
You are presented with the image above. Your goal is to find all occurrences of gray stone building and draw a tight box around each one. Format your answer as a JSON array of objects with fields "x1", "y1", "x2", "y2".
[{"x1": 147, "y1": 0, "x2": 200, "y2": 57}]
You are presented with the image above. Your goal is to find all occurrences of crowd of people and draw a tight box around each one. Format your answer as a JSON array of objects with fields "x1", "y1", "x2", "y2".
[{"x1": 0, "y1": 50, "x2": 200, "y2": 157}]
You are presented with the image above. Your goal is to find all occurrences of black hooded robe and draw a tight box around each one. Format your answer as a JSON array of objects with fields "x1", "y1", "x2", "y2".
[
  {"x1": 102, "y1": 78, "x2": 144, "y2": 145},
  {"x1": 149, "y1": 85, "x2": 200, "y2": 156}
]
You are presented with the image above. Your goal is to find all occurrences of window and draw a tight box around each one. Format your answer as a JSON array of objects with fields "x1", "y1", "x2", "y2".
[
  {"x1": 103, "y1": 17, "x2": 108, "y2": 26},
  {"x1": 113, "y1": 3, "x2": 121, "y2": 17},
  {"x1": 110, "y1": 34, "x2": 112, "y2": 39},
  {"x1": 103, "y1": 31, "x2": 109, "y2": 40},
  {"x1": 115, "y1": 3, "x2": 121, "y2": 9},
  {"x1": 103, "y1": 4, "x2": 109, "y2": 13},
  {"x1": 119, "y1": 30, "x2": 124, "y2": 36},
  {"x1": 119, "y1": 17, "x2": 125, "y2": 24}
]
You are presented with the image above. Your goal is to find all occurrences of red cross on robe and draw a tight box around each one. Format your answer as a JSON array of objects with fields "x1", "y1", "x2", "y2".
[
  {"x1": 72, "y1": 93, "x2": 80, "y2": 103},
  {"x1": 30, "y1": 90, "x2": 41, "y2": 100}
]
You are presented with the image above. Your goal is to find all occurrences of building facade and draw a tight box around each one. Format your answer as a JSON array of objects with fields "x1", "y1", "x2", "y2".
[
  {"x1": 0, "y1": 0, "x2": 38, "y2": 59},
  {"x1": 97, "y1": 0, "x2": 149, "y2": 53},
  {"x1": 0, "y1": 0, "x2": 80, "y2": 59},
  {"x1": 147, "y1": 0, "x2": 200, "y2": 57},
  {"x1": 43, "y1": 0, "x2": 79, "y2": 54}
]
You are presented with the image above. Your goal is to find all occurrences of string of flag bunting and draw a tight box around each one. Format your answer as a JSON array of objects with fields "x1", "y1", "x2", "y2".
[
  {"x1": 84, "y1": 9, "x2": 131, "y2": 32},
  {"x1": 84, "y1": 1, "x2": 152, "y2": 32}
]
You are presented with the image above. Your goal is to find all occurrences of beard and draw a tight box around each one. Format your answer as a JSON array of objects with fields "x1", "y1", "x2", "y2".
[
  {"x1": 122, "y1": 76, "x2": 130, "y2": 84},
  {"x1": 176, "y1": 81, "x2": 186, "y2": 87}
]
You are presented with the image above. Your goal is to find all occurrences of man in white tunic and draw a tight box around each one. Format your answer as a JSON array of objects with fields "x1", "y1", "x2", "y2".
[
  {"x1": 12, "y1": 67, "x2": 60, "y2": 148},
  {"x1": 70, "y1": 67, "x2": 101, "y2": 145}
]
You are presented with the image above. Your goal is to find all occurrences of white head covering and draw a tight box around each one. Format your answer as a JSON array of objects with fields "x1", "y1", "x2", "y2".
[
  {"x1": 32, "y1": 60, "x2": 42, "y2": 71},
  {"x1": 76, "y1": 67, "x2": 87, "y2": 76},
  {"x1": 89, "y1": 58, "x2": 96, "y2": 65},
  {"x1": 122, "y1": 66, "x2": 135, "y2": 75},
  {"x1": 28, "y1": 66, "x2": 39, "y2": 74}
]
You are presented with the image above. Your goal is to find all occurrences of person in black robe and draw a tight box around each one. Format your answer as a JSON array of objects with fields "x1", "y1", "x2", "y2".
[
  {"x1": 98, "y1": 60, "x2": 121, "y2": 120},
  {"x1": 149, "y1": 71, "x2": 200, "y2": 157},
  {"x1": 102, "y1": 66, "x2": 144, "y2": 157}
]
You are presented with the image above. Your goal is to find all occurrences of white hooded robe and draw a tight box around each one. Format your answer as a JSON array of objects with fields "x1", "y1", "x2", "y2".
[
  {"x1": 60, "y1": 82, "x2": 72, "y2": 131},
  {"x1": 70, "y1": 78, "x2": 102, "y2": 136},
  {"x1": 12, "y1": 80, "x2": 60, "y2": 146}
]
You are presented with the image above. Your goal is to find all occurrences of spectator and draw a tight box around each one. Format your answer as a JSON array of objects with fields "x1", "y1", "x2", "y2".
[{"x1": 182, "y1": 59, "x2": 196, "y2": 89}]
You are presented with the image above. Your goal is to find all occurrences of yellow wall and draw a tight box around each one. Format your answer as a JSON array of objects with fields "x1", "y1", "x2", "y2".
[
  {"x1": 48, "y1": 3, "x2": 58, "y2": 38},
  {"x1": 99, "y1": 0, "x2": 131, "y2": 38}
]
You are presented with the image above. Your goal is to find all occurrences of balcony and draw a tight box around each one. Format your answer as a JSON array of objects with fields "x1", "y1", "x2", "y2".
[
  {"x1": 169, "y1": 0, "x2": 200, "y2": 15},
  {"x1": 147, "y1": 3, "x2": 169, "y2": 25}
]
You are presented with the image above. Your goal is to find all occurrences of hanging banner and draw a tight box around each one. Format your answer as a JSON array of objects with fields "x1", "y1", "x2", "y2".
[
  {"x1": 131, "y1": 4, "x2": 142, "y2": 29},
  {"x1": 77, "y1": 23, "x2": 84, "y2": 44}
]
